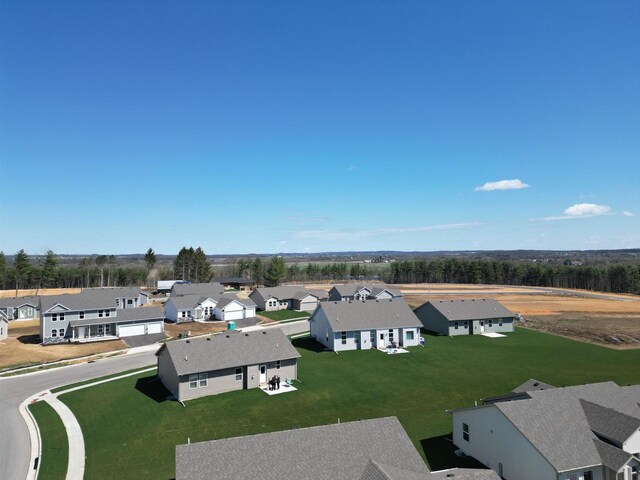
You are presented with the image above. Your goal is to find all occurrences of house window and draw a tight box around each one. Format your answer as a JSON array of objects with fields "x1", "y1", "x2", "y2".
[
  {"x1": 59, "y1": 328, "x2": 65, "y2": 337},
  {"x1": 116, "y1": 299, "x2": 120, "y2": 306},
  {"x1": 341, "y1": 332, "x2": 347, "y2": 345},
  {"x1": 189, "y1": 374, "x2": 198, "y2": 389},
  {"x1": 454, "y1": 321, "x2": 459, "y2": 330},
  {"x1": 105, "y1": 324, "x2": 111, "y2": 334},
  {"x1": 105, "y1": 309, "x2": 110, "y2": 317},
  {"x1": 198, "y1": 373, "x2": 207, "y2": 388},
  {"x1": 462, "y1": 423, "x2": 470, "y2": 441},
  {"x1": 406, "y1": 330, "x2": 415, "y2": 341},
  {"x1": 59, "y1": 313, "x2": 65, "y2": 321},
  {"x1": 98, "y1": 325, "x2": 104, "y2": 334},
  {"x1": 51, "y1": 329, "x2": 57, "y2": 337},
  {"x1": 181, "y1": 311, "x2": 186, "y2": 318},
  {"x1": 98, "y1": 310, "x2": 104, "y2": 318},
  {"x1": 489, "y1": 320, "x2": 493, "y2": 327},
  {"x1": 464, "y1": 321, "x2": 468, "y2": 329},
  {"x1": 79, "y1": 311, "x2": 85, "y2": 320},
  {"x1": 630, "y1": 467, "x2": 638, "y2": 480},
  {"x1": 584, "y1": 472, "x2": 593, "y2": 480},
  {"x1": 370, "y1": 330, "x2": 376, "y2": 344},
  {"x1": 276, "y1": 361, "x2": 281, "y2": 370},
  {"x1": 388, "y1": 329, "x2": 394, "y2": 343},
  {"x1": 235, "y1": 368, "x2": 242, "y2": 381},
  {"x1": 27, "y1": 307, "x2": 34, "y2": 316},
  {"x1": 354, "y1": 332, "x2": 359, "y2": 344},
  {"x1": 499, "y1": 320, "x2": 503, "y2": 327},
  {"x1": 52, "y1": 313, "x2": 58, "y2": 322},
  {"x1": 127, "y1": 299, "x2": 133, "y2": 305}
]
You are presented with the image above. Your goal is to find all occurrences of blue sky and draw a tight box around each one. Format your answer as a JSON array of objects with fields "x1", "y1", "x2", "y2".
[{"x1": 1, "y1": 0, "x2": 638, "y2": 255}]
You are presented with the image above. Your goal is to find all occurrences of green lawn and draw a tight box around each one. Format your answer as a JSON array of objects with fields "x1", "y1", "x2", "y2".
[
  {"x1": 28, "y1": 401, "x2": 68, "y2": 480},
  {"x1": 257, "y1": 309, "x2": 310, "y2": 321},
  {"x1": 57, "y1": 329, "x2": 640, "y2": 480},
  {"x1": 50, "y1": 366, "x2": 155, "y2": 394}
]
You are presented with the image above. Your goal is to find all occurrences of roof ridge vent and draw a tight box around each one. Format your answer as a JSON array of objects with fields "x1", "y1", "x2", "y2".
[{"x1": 206, "y1": 337, "x2": 211, "y2": 341}]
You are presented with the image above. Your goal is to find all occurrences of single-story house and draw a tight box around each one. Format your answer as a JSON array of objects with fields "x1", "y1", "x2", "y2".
[
  {"x1": 0, "y1": 314, "x2": 8, "y2": 341},
  {"x1": 250, "y1": 286, "x2": 322, "y2": 312},
  {"x1": 328, "y1": 283, "x2": 403, "y2": 302},
  {"x1": 212, "y1": 277, "x2": 256, "y2": 291},
  {"x1": 414, "y1": 299, "x2": 516, "y2": 336},
  {"x1": 309, "y1": 299, "x2": 423, "y2": 351},
  {"x1": 156, "y1": 328, "x2": 301, "y2": 401},
  {"x1": 0, "y1": 296, "x2": 39, "y2": 321},
  {"x1": 164, "y1": 294, "x2": 256, "y2": 323},
  {"x1": 39, "y1": 289, "x2": 165, "y2": 344},
  {"x1": 175, "y1": 416, "x2": 500, "y2": 480},
  {"x1": 170, "y1": 282, "x2": 225, "y2": 297},
  {"x1": 449, "y1": 380, "x2": 640, "y2": 480}
]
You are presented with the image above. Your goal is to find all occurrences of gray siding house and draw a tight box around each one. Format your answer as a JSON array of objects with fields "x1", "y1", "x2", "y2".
[
  {"x1": 0, "y1": 296, "x2": 39, "y2": 321},
  {"x1": 450, "y1": 381, "x2": 640, "y2": 480},
  {"x1": 309, "y1": 299, "x2": 422, "y2": 351},
  {"x1": 249, "y1": 286, "x2": 322, "y2": 312},
  {"x1": 164, "y1": 294, "x2": 256, "y2": 323},
  {"x1": 328, "y1": 284, "x2": 403, "y2": 302},
  {"x1": 156, "y1": 329, "x2": 301, "y2": 401},
  {"x1": 414, "y1": 299, "x2": 516, "y2": 336},
  {"x1": 175, "y1": 416, "x2": 499, "y2": 480},
  {"x1": 40, "y1": 289, "x2": 164, "y2": 344}
]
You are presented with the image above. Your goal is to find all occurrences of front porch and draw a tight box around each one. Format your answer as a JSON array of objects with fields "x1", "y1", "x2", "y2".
[{"x1": 69, "y1": 322, "x2": 118, "y2": 342}]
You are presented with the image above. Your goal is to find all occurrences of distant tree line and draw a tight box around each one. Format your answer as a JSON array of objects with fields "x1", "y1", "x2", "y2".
[{"x1": 0, "y1": 250, "x2": 148, "y2": 290}]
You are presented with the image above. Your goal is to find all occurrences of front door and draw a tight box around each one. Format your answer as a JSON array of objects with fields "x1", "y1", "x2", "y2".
[
  {"x1": 379, "y1": 332, "x2": 385, "y2": 348},
  {"x1": 480, "y1": 321, "x2": 485, "y2": 333},
  {"x1": 259, "y1": 365, "x2": 267, "y2": 383}
]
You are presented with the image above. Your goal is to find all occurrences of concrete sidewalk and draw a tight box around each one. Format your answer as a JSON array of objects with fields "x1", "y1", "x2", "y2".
[{"x1": 43, "y1": 395, "x2": 85, "y2": 480}]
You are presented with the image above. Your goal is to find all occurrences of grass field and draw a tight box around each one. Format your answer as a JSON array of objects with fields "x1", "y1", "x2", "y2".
[
  {"x1": 28, "y1": 401, "x2": 68, "y2": 480},
  {"x1": 257, "y1": 310, "x2": 311, "y2": 321},
  {"x1": 53, "y1": 328, "x2": 640, "y2": 480}
]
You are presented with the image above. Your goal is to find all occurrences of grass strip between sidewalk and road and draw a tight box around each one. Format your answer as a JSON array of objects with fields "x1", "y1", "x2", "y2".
[
  {"x1": 28, "y1": 400, "x2": 68, "y2": 480},
  {"x1": 258, "y1": 310, "x2": 310, "y2": 321}
]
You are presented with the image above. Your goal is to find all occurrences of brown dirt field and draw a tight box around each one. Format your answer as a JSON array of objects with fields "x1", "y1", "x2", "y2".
[
  {"x1": 0, "y1": 288, "x2": 82, "y2": 298},
  {"x1": 164, "y1": 321, "x2": 228, "y2": 339},
  {"x1": 0, "y1": 320, "x2": 126, "y2": 371}
]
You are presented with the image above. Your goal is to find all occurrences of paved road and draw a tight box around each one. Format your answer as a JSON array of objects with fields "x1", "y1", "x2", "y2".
[
  {"x1": 0, "y1": 321, "x2": 310, "y2": 480},
  {"x1": 0, "y1": 350, "x2": 157, "y2": 480}
]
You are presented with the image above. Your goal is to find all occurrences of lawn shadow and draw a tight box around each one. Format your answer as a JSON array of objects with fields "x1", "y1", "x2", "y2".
[
  {"x1": 135, "y1": 375, "x2": 171, "y2": 403},
  {"x1": 420, "y1": 328, "x2": 442, "y2": 337},
  {"x1": 421, "y1": 434, "x2": 486, "y2": 471},
  {"x1": 292, "y1": 337, "x2": 327, "y2": 353}
]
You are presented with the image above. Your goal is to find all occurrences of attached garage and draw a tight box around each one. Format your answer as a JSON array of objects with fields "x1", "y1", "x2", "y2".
[
  {"x1": 147, "y1": 322, "x2": 163, "y2": 334},
  {"x1": 118, "y1": 323, "x2": 146, "y2": 337}
]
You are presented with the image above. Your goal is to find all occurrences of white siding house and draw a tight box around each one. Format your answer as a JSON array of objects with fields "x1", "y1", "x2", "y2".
[{"x1": 309, "y1": 300, "x2": 422, "y2": 352}]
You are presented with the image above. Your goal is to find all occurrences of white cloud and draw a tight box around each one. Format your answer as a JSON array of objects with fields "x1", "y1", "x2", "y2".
[
  {"x1": 294, "y1": 222, "x2": 486, "y2": 241},
  {"x1": 564, "y1": 203, "x2": 611, "y2": 217},
  {"x1": 475, "y1": 179, "x2": 529, "y2": 192},
  {"x1": 533, "y1": 203, "x2": 613, "y2": 221},
  {"x1": 623, "y1": 211, "x2": 635, "y2": 217}
]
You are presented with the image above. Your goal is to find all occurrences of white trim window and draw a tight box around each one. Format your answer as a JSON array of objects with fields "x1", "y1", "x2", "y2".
[
  {"x1": 79, "y1": 311, "x2": 85, "y2": 320},
  {"x1": 198, "y1": 373, "x2": 207, "y2": 388},
  {"x1": 105, "y1": 309, "x2": 110, "y2": 317},
  {"x1": 59, "y1": 313, "x2": 65, "y2": 321},
  {"x1": 59, "y1": 328, "x2": 65, "y2": 337},
  {"x1": 51, "y1": 329, "x2": 57, "y2": 337},
  {"x1": 462, "y1": 423, "x2": 470, "y2": 442},
  {"x1": 341, "y1": 332, "x2": 347, "y2": 345},
  {"x1": 276, "y1": 361, "x2": 281, "y2": 370},
  {"x1": 98, "y1": 310, "x2": 104, "y2": 318},
  {"x1": 454, "y1": 321, "x2": 459, "y2": 330},
  {"x1": 189, "y1": 374, "x2": 198, "y2": 389},
  {"x1": 235, "y1": 367, "x2": 242, "y2": 381},
  {"x1": 406, "y1": 330, "x2": 415, "y2": 341},
  {"x1": 51, "y1": 313, "x2": 58, "y2": 322}
]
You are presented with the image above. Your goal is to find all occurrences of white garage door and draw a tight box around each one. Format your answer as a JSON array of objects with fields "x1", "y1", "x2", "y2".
[
  {"x1": 119, "y1": 324, "x2": 146, "y2": 337},
  {"x1": 223, "y1": 309, "x2": 244, "y2": 321},
  {"x1": 147, "y1": 322, "x2": 163, "y2": 334}
]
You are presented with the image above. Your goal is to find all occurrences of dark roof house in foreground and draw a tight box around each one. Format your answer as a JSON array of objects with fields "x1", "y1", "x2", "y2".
[
  {"x1": 156, "y1": 328, "x2": 301, "y2": 401},
  {"x1": 450, "y1": 381, "x2": 640, "y2": 480},
  {"x1": 176, "y1": 416, "x2": 500, "y2": 480},
  {"x1": 414, "y1": 299, "x2": 516, "y2": 336}
]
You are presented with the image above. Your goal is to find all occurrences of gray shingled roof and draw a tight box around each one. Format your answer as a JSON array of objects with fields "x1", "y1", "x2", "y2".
[
  {"x1": 415, "y1": 299, "x2": 515, "y2": 322},
  {"x1": 593, "y1": 438, "x2": 635, "y2": 471},
  {"x1": 512, "y1": 379, "x2": 555, "y2": 394},
  {"x1": 0, "y1": 296, "x2": 40, "y2": 308},
  {"x1": 157, "y1": 329, "x2": 300, "y2": 376},
  {"x1": 212, "y1": 277, "x2": 254, "y2": 285},
  {"x1": 39, "y1": 288, "x2": 137, "y2": 312},
  {"x1": 68, "y1": 306, "x2": 165, "y2": 327},
  {"x1": 312, "y1": 299, "x2": 422, "y2": 332},
  {"x1": 332, "y1": 284, "x2": 402, "y2": 298},
  {"x1": 427, "y1": 469, "x2": 501, "y2": 480},
  {"x1": 580, "y1": 399, "x2": 640, "y2": 444},
  {"x1": 359, "y1": 459, "x2": 431, "y2": 480},
  {"x1": 175, "y1": 417, "x2": 430, "y2": 480},
  {"x1": 166, "y1": 294, "x2": 218, "y2": 310},
  {"x1": 215, "y1": 294, "x2": 256, "y2": 309},
  {"x1": 250, "y1": 286, "x2": 318, "y2": 302},
  {"x1": 170, "y1": 282, "x2": 224, "y2": 297},
  {"x1": 494, "y1": 381, "x2": 640, "y2": 472}
]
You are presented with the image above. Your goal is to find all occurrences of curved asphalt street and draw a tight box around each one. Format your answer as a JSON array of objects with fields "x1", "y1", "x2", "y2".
[
  {"x1": 0, "y1": 350, "x2": 157, "y2": 480},
  {"x1": 0, "y1": 319, "x2": 310, "y2": 480}
]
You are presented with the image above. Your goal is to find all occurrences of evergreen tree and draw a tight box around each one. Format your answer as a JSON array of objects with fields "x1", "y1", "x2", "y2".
[
  {"x1": 0, "y1": 251, "x2": 6, "y2": 289},
  {"x1": 263, "y1": 256, "x2": 286, "y2": 287},
  {"x1": 144, "y1": 248, "x2": 157, "y2": 271},
  {"x1": 42, "y1": 250, "x2": 59, "y2": 287},
  {"x1": 14, "y1": 249, "x2": 30, "y2": 290}
]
